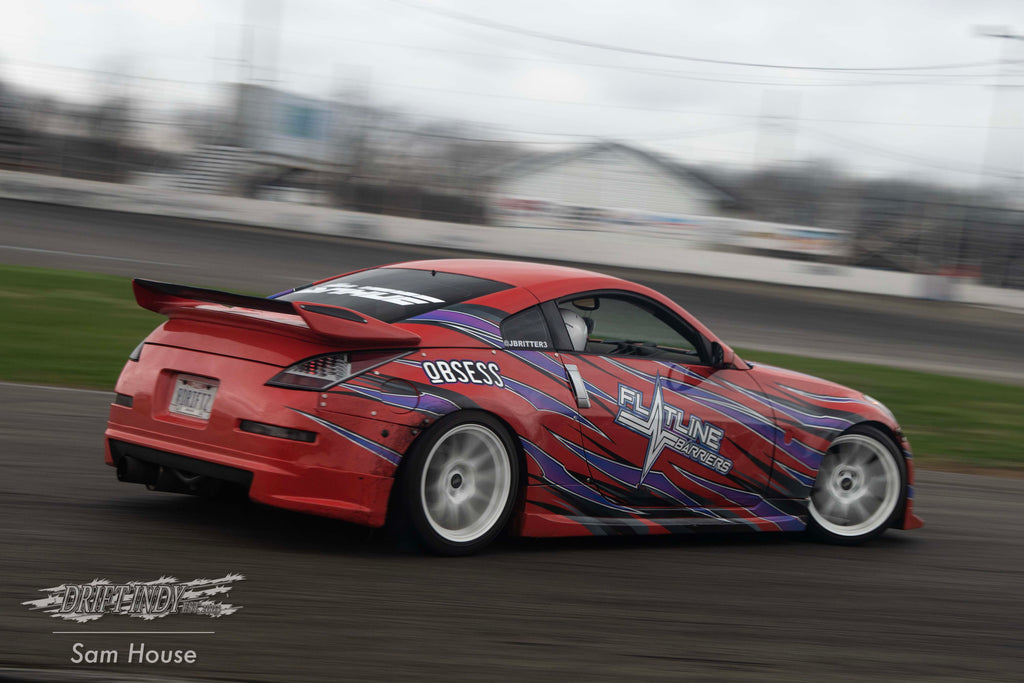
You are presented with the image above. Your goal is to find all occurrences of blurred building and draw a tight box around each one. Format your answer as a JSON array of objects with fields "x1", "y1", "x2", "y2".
[
  {"x1": 136, "y1": 83, "x2": 344, "y2": 200},
  {"x1": 486, "y1": 141, "x2": 739, "y2": 243},
  {"x1": 231, "y1": 83, "x2": 336, "y2": 167},
  {"x1": 0, "y1": 82, "x2": 34, "y2": 170}
]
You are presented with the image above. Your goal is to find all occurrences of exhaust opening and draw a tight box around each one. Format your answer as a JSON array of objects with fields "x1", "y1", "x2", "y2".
[{"x1": 109, "y1": 440, "x2": 254, "y2": 497}]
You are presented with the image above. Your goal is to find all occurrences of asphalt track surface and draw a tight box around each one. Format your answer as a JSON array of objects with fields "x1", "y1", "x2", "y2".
[
  {"x1": 1, "y1": 199, "x2": 1024, "y2": 681},
  {"x1": 2, "y1": 384, "x2": 1023, "y2": 682},
  {"x1": 1, "y1": 198, "x2": 1024, "y2": 383}
]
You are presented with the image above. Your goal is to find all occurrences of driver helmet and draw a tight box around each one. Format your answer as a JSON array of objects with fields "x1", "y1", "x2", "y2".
[{"x1": 559, "y1": 308, "x2": 588, "y2": 352}]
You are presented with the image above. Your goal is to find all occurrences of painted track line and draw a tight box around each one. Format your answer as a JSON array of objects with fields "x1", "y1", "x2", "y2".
[
  {"x1": 0, "y1": 381, "x2": 111, "y2": 396},
  {"x1": 0, "y1": 244, "x2": 192, "y2": 268}
]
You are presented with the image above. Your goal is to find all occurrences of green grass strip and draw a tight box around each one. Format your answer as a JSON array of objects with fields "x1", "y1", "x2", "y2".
[
  {"x1": 734, "y1": 349, "x2": 1024, "y2": 470},
  {"x1": 0, "y1": 264, "x2": 1020, "y2": 470},
  {"x1": 0, "y1": 264, "x2": 162, "y2": 388}
]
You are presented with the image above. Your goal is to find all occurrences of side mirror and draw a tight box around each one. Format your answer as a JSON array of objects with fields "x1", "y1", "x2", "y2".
[{"x1": 710, "y1": 341, "x2": 734, "y2": 369}]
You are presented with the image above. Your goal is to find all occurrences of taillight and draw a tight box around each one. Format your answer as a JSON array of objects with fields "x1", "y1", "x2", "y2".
[
  {"x1": 267, "y1": 351, "x2": 409, "y2": 390},
  {"x1": 270, "y1": 353, "x2": 351, "y2": 389}
]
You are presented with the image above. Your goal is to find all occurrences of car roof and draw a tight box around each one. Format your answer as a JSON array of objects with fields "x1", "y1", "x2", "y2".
[
  {"x1": 392, "y1": 258, "x2": 628, "y2": 290},
  {"x1": 384, "y1": 258, "x2": 721, "y2": 347}
]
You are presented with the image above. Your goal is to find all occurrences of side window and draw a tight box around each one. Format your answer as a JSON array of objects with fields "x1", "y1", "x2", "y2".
[
  {"x1": 500, "y1": 306, "x2": 553, "y2": 351},
  {"x1": 559, "y1": 294, "x2": 704, "y2": 362}
]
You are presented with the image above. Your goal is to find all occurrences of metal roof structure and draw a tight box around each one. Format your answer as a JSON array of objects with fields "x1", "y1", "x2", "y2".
[{"x1": 486, "y1": 140, "x2": 739, "y2": 208}]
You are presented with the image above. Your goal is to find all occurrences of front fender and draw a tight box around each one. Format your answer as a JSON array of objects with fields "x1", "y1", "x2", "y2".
[{"x1": 746, "y1": 364, "x2": 918, "y2": 528}]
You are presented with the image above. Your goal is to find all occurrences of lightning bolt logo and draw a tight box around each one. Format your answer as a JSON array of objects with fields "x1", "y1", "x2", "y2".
[{"x1": 616, "y1": 374, "x2": 674, "y2": 485}]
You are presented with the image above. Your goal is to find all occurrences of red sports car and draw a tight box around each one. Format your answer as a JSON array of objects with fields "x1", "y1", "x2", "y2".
[{"x1": 105, "y1": 259, "x2": 922, "y2": 555}]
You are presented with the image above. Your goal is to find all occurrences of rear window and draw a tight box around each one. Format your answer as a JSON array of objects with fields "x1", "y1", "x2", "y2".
[
  {"x1": 500, "y1": 306, "x2": 552, "y2": 350},
  {"x1": 277, "y1": 267, "x2": 510, "y2": 323}
]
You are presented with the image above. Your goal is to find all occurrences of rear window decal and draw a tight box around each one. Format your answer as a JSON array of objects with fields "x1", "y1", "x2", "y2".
[
  {"x1": 300, "y1": 283, "x2": 443, "y2": 306},
  {"x1": 504, "y1": 339, "x2": 549, "y2": 349},
  {"x1": 278, "y1": 268, "x2": 510, "y2": 323}
]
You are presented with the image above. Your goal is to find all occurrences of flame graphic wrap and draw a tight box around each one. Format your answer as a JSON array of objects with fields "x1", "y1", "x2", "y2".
[
  {"x1": 291, "y1": 302, "x2": 913, "y2": 538},
  {"x1": 290, "y1": 409, "x2": 403, "y2": 466},
  {"x1": 405, "y1": 304, "x2": 505, "y2": 348}
]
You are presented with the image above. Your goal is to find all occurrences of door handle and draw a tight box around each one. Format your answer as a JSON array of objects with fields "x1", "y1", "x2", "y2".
[{"x1": 564, "y1": 364, "x2": 591, "y2": 409}]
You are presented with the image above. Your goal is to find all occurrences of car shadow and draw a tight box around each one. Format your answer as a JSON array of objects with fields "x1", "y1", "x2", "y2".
[
  {"x1": 499, "y1": 528, "x2": 915, "y2": 555},
  {"x1": 100, "y1": 491, "x2": 402, "y2": 556},
  {"x1": 98, "y1": 490, "x2": 917, "y2": 558}
]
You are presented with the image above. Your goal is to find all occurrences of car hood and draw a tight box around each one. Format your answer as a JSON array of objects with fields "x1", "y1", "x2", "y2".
[
  {"x1": 742, "y1": 361, "x2": 901, "y2": 433},
  {"x1": 744, "y1": 362, "x2": 862, "y2": 400}
]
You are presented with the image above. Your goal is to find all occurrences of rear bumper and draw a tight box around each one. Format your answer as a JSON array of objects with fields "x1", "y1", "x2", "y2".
[
  {"x1": 106, "y1": 434, "x2": 394, "y2": 527},
  {"x1": 105, "y1": 344, "x2": 419, "y2": 528}
]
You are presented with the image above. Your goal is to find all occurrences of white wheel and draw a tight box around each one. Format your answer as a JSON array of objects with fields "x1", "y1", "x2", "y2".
[
  {"x1": 398, "y1": 413, "x2": 519, "y2": 555},
  {"x1": 808, "y1": 428, "x2": 904, "y2": 544},
  {"x1": 420, "y1": 424, "x2": 512, "y2": 544}
]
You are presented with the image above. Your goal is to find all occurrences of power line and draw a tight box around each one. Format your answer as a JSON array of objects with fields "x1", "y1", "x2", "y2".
[
  {"x1": 9, "y1": 59, "x2": 1014, "y2": 132},
  {"x1": 802, "y1": 127, "x2": 1019, "y2": 179},
  {"x1": 285, "y1": 31, "x2": 1005, "y2": 87},
  {"x1": 375, "y1": 79, "x2": 1021, "y2": 130},
  {"x1": 387, "y1": 0, "x2": 1012, "y2": 73}
]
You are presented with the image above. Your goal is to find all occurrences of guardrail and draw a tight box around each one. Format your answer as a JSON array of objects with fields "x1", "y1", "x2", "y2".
[{"x1": 1, "y1": 169, "x2": 1021, "y2": 310}]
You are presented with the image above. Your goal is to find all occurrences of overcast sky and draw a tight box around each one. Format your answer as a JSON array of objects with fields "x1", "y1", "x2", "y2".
[{"x1": 6, "y1": 0, "x2": 1024, "y2": 185}]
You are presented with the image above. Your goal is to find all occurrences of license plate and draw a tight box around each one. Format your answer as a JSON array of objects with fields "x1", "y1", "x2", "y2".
[{"x1": 169, "y1": 375, "x2": 219, "y2": 420}]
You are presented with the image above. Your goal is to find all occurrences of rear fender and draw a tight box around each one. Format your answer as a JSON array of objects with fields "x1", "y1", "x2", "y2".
[{"x1": 321, "y1": 348, "x2": 582, "y2": 485}]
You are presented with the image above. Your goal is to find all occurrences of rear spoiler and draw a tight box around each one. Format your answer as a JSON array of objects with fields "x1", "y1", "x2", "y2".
[{"x1": 133, "y1": 279, "x2": 421, "y2": 347}]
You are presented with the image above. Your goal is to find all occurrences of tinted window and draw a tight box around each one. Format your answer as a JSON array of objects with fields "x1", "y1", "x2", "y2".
[
  {"x1": 560, "y1": 294, "x2": 704, "y2": 362},
  {"x1": 278, "y1": 268, "x2": 510, "y2": 322},
  {"x1": 500, "y1": 306, "x2": 552, "y2": 350}
]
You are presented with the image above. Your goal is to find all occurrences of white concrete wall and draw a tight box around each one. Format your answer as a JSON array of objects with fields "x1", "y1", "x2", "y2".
[{"x1": 1, "y1": 169, "x2": 1022, "y2": 311}]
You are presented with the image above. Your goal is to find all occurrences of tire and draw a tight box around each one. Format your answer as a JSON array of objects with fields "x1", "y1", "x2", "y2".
[
  {"x1": 396, "y1": 412, "x2": 520, "y2": 556},
  {"x1": 806, "y1": 424, "x2": 906, "y2": 545}
]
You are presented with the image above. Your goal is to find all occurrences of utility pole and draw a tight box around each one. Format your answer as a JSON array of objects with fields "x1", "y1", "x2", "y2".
[
  {"x1": 753, "y1": 89, "x2": 802, "y2": 170},
  {"x1": 239, "y1": 0, "x2": 283, "y2": 84},
  {"x1": 976, "y1": 26, "x2": 1024, "y2": 193},
  {"x1": 973, "y1": 27, "x2": 1024, "y2": 287}
]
